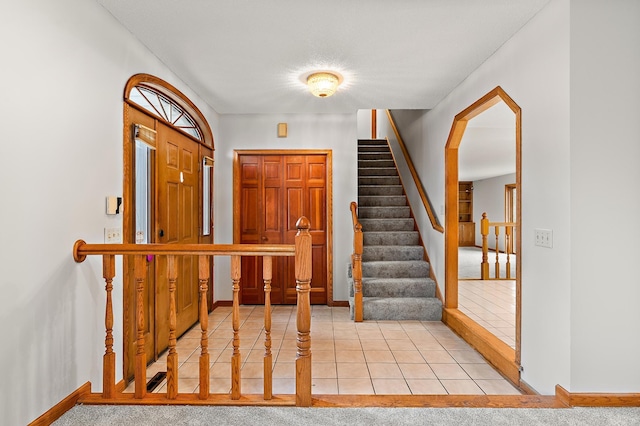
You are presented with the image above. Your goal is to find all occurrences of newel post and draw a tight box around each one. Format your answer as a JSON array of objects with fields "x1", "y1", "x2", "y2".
[{"x1": 294, "y1": 216, "x2": 312, "y2": 407}]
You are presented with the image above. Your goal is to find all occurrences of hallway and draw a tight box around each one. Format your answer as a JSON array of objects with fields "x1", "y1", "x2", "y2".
[{"x1": 126, "y1": 306, "x2": 521, "y2": 396}]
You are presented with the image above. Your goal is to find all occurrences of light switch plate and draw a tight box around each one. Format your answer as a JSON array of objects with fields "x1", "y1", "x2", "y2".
[
  {"x1": 104, "y1": 227, "x2": 122, "y2": 243},
  {"x1": 534, "y1": 228, "x2": 552, "y2": 248}
]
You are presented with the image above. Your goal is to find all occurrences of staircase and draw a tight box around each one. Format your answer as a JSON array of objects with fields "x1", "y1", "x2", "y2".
[{"x1": 350, "y1": 139, "x2": 442, "y2": 321}]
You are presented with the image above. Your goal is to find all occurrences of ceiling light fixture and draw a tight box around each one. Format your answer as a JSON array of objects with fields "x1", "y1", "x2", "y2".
[{"x1": 307, "y1": 72, "x2": 341, "y2": 98}]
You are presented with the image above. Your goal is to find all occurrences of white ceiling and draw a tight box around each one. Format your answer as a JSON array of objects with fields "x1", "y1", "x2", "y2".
[{"x1": 97, "y1": 0, "x2": 549, "y2": 114}]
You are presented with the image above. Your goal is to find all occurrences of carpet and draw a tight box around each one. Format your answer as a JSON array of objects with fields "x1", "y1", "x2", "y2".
[{"x1": 54, "y1": 405, "x2": 640, "y2": 426}]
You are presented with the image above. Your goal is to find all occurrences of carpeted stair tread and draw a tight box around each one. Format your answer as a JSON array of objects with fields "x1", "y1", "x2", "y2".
[
  {"x1": 363, "y1": 245, "x2": 424, "y2": 261},
  {"x1": 359, "y1": 176, "x2": 401, "y2": 186},
  {"x1": 360, "y1": 218, "x2": 415, "y2": 232},
  {"x1": 362, "y1": 260, "x2": 430, "y2": 278},
  {"x1": 363, "y1": 231, "x2": 419, "y2": 245},
  {"x1": 358, "y1": 195, "x2": 407, "y2": 206},
  {"x1": 358, "y1": 185, "x2": 404, "y2": 196},
  {"x1": 358, "y1": 167, "x2": 398, "y2": 176},
  {"x1": 359, "y1": 152, "x2": 393, "y2": 161},
  {"x1": 358, "y1": 206, "x2": 411, "y2": 218}
]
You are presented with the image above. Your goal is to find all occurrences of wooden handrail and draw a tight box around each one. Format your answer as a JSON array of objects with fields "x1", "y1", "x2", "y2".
[
  {"x1": 350, "y1": 202, "x2": 364, "y2": 322},
  {"x1": 73, "y1": 217, "x2": 312, "y2": 406},
  {"x1": 480, "y1": 212, "x2": 517, "y2": 280},
  {"x1": 385, "y1": 110, "x2": 444, "y2": 233}
]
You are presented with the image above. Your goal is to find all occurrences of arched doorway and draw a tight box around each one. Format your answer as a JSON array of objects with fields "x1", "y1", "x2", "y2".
[
  {"x1": 122, "y1": 74, "x2": 215, "y2": 382},
  {"x1": 443, "y1": 86, "x2": 522, "y2": 385}
]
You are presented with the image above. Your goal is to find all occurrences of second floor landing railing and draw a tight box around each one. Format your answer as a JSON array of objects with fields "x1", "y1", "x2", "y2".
[
  {"x1": 73, "y1": 217, "x2": 313, "y2": 407},
  {"x1": 480, "y1": 212, "x2": 517, "y2": 280}
]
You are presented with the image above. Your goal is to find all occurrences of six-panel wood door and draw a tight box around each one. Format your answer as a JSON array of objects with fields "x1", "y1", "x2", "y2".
[
  {"x1": 155, "y1": 123, "x2": 200, "y2": 351},
  {"x1": 238, "y1": 153, "x2": 327, "y2": 305}
]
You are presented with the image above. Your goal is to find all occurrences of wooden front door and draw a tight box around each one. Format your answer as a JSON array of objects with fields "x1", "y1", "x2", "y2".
[
  {"x1": 154, "y1": 122, "x2": 201, "y2": 350},
  {"x1": 237, "y1": 153, "x2": 327, "y2": 305}
]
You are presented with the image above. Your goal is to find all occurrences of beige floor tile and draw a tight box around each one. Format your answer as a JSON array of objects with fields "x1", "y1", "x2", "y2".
[
  {"x1": 460, "y1": 363, "x2": 504, "y2": 380},
  {"x1": 368, "y1": 363, "x2": 403, "y2": 379},
  {"x1": 360, "y1": 339, "x2": 389, "y2": 351},
  {"x1": 440, "y1": 379, "x2": 484, "y2": 394},
  {"x1": 475, "y1": 379, "x2": 521, "y2": 395},
  {"x1": 420, "y1": 350, "x2": 456, "y2": 364},
  {"x1": 273, "y1": 362, "x2": 295, "y2": 379},
  {"x1": 241, "y1": 362, "x2": 263, "y2": 379},
  {"x1": 398, "y1": 363, "x2": 437, "y2": 380},
  {"x1": 392, "y1": 350, "x2": 425, "y2": 364},
  {"x1": 372, "y1": 379, "x2": 410, "y2": 394},
  {"x1": 156, "y1": 378, "x2": 199, "y2": 394},
  {"x1": 336, "y1": 350, "x2": 365, "y2": 363},
  {"x1": 412, "y1": 340, "x2": 447, "y2": 351},
  {"x1": 447, "y1": 350, "x2": 486, "y2": 364},
  {"x1": 338, "y1": 378, "x2": 374, "y2": 394},
  {"x1": 209, "y1": 378, "x2": 231, "y2": 394},
  {"x1": 357, "y1": 330, "x2": 384, "y2": 340},
  {"x1": 407, "y1": 379, "x2": 448, "y2": 394},
  {"x1": 364, "y1": 350, "x2": 396, "y2": 363},
  {"x1": 208, "y1": 338, "x2": 232, "y2": 349},
  {"x1": 312, "y1": 378, "x2": 338, "y2": 394},
  {"x1": 275, "y1": 349, "x2": 297, "y2": 362},
  {"x1": 312, "y1": 362, "x2": 337, "y2": 379},
  {"x1": 241, "y1": 378, "x2": 264, "y2": 394},
  {"x1": 314, "y1": 339, "x2": 336, "y2": 350},
  {"x1": 334, "y1": 339, "x2": 362, "y2": 351},
  {"x1": 430, "y1": 363, "x2": 471, "y2": 380},
  {"x1": 178, "y1": 362, "x2": 202, "y2": 379},
  {"x1": 386, "y1": 339, "x2": 416, "y2": 351},
  {"x1": 209, "y1": 362, "x2": 231, "y2": 379},
  {"x1": 272, "y1": 378, "x2": 295, "y2": 394},
  {"x1": 337, "y1": 362, "x2": 370, "y2": 379},
  {"x1": 313, "y1": 350, "x2": 336, "y2": 362}
]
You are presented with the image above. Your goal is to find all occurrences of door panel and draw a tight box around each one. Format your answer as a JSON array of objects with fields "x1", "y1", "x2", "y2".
[{"x1": 239, "y1": 153, "x2": 327, "y2": 305}]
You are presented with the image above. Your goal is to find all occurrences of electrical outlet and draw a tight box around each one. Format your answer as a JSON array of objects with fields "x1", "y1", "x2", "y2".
[
  {"x1": 104, "y1": 227, "x2": 122, "y2": 243},
  {"x1": 534, "y1": 228, "x2": 552, "y2": 248}
]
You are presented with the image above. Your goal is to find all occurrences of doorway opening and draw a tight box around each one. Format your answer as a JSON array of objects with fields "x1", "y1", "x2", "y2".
[
  {"x1": 122, "y1": 74, "x2": 215, "y2": 382},
  {"x1": 443, "y1": 86, "x2": 522, "y2": 383}
]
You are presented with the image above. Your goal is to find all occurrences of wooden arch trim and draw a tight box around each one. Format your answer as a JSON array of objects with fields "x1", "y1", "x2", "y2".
[
  {"x1": 444, "y1": 86, "x2": 522, "y2": 367},
  {"x1": 124, "y1": 73, "x2": 214, "y2": 149}
]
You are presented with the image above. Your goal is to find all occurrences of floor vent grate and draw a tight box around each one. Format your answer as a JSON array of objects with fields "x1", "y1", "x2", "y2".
[{"x1": 146, "y1": 371, "x2": 167, "y2": 392}]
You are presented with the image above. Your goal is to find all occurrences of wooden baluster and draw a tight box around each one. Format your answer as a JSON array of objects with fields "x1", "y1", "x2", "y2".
[
  {"x1": 480, "y1": 213, "x2": 489, "y2": 280},
  {"x1": 505, "y1": 226, "x2": 512, "y2": 279},
  {"x1": 494, "y1": 226, "x2": 501, "y2": 279},
  {"x1": 165, "y1": 255, "x2": 178, "y2": 399},
  {"x1": 294, "y1": 217, "x2": 312, "y2": 407},
  {"x1": 263, "y1": 256, "x2": 273, "y2": 400},
  {"x1": 134, "y1": 255, "x2": 147, "y2": 399},
  {"x1": 199, "y1": 255, "x2": 210, "y2": 399},
  {"x1": 353, "y1": 222, "x2": 364, "y2": 322},
  {"x1": 102, "y1": 255, "x2": 116, "y2": 399},
  {"x1": 230, "y1": 255, "x2": 241, "y2": 399}
]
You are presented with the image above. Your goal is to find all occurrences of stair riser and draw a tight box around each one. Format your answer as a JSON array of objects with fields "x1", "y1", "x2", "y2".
[
  {"x1": 358, "y1": 168, "x2": 398, "y2": 176},
  {"x1": 358, "y1": 146, "x2": 390, "y2": 153},
  {"x1": 358, "y1": 139, "x2": 389, "y2": 146},
  {"x1": 362, "y1": 280, "x2": 436, "y2": 298},
  {"x1": 364, "y1": 232, "x2": 419, "y2": 245},
  {"x1": 363, "y1": 246, "x2": 424, "y2": 261},
  {"x1": 358, "y1": 207, "x2": 411, "y2": 218},
  {"x1": 359, "y1": 160, "x2": 396, "y2": 168},
  {"x1": 363, "y1": 262, "x2": 430, "y2": 279},
  {"x1": 359, "y1": 196, "x2": 407, "y2": 207},
  {"x1": 359, "y1": 186, "x2": 404, "y2": 196},
  {"x1": 358, "y1": 153, "x2": 393, "y2": 161},
  {"x1": 359, "y1": 298, "x2": 443, "y2": 321}
]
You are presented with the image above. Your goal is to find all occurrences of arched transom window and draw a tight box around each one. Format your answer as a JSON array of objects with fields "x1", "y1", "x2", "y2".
[{"x1": 129, "y1": 85, "x2": 203, "y2": 141}]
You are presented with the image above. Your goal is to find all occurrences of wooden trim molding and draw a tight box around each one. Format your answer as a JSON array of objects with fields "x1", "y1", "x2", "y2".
[
  {"x1": 442, "y1": 308, "x2": 520, "y2": 385},
  {"x1": 29, "y1": 382, "x2": 91, "y2": 426},
  {"x1": 385, "y1": 110, "x2": 444, "y2": 233},
  {"x1": 555, "y1": 385, "x2": 640, "y2": 407}
]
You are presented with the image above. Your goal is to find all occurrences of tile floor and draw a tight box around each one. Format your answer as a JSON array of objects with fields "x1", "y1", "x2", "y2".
[
  {"x1": 458, "y1": 280, "x2": 516, "y2": 349},
  {"x1": 125, "y1": 305, "x2": 521, "y2": 396}
]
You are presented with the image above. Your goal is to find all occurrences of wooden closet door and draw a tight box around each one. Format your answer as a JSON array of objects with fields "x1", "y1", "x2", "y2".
[{"x1": 238, "y1": 153, "x2": 327, "y2": 305}]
